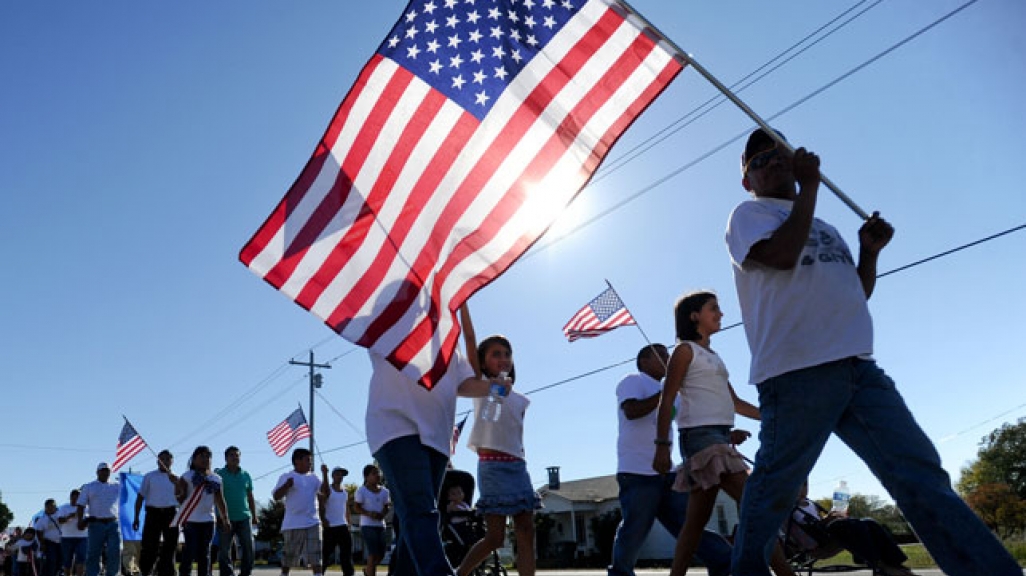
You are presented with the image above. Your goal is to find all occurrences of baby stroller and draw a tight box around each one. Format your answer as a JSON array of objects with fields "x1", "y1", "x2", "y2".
[
  {"x1": 783, "y1": 500, "x2": 854, "y2": 575},
  {"x1": 440, "y1": 469, "x2": 508, "y2": 576},
  {"x1": 783, "y1": 499, "x2": 916, "y2": 576}
]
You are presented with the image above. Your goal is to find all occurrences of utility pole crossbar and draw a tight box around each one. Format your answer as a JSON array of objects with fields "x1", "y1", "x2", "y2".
[{"x1": 289, "y1": 351, "x2": 331, "y2": 461}]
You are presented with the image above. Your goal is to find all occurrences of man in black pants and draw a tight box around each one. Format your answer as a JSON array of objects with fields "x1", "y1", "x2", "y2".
[
  {"x1": 133, "y1": 450, "x2": 179, "y2": 576},
  {"x1": 320, "y1": 467, "x2": 354, "y2": 576}
]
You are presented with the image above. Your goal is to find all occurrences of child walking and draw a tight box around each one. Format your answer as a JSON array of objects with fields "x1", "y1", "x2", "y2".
[
  {"x1": 352, "y1": 465, "x2": 390, "y2": 576},
  {"x1": 653, "y1": 291, "x2": 793, "y2": 576},
  {"x1": 456, "y1": 304, "x2": 540, "y2": 576}
]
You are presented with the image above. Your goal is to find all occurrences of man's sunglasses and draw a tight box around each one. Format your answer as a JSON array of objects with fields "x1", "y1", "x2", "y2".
[{"x1": 743, "y1": 146, "x2": 781, "y2": 175}]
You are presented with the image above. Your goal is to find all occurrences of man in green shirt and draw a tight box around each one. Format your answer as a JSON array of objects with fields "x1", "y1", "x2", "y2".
[{"x1": 215, "y1": 446, "x2": 258, "y2": 576}]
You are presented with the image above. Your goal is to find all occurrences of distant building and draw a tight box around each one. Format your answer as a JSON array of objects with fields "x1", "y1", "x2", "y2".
[{"x1": 536, "y1": 471, "x2": 738, "y2": 561}]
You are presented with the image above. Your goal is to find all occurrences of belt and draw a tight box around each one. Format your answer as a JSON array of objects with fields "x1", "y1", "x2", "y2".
[
  {"x1": 91, "y1": 517, "x2": 116, "y2": 523},
  {"x1": 478, "y1": 453, "x2": 521, "y2": 462}
]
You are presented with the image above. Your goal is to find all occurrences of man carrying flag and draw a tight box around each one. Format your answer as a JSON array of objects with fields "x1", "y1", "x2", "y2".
[{"x1": 725, "y1": 128, "x2": 1020, "y2": 575}]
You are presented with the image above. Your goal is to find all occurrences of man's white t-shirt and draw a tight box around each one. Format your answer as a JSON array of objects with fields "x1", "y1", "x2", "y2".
[
  {"x1": 355, "y1": 485, "x2": 390, "y2": 528},
  {"x1": 139, "y1": 469, "x2": 179, "y2": 508},
  {"x1": 57, "y1": 503, "x2": 87, "y2": 538},
  {"x1": 365, "y1": 350, "x2": 475, "y2": 455},
  {"x1": 273, "y1": 471, "x2": 322, "y2": 530},
  {"x1": 726, "y1": 197, "x2": 873, "y2": 384},
  {"x1": 33, "y1": 514, "x2": 61, "y2": 543},
  {"x1": 78, "y1": 480, "x2": 120, "y2": 519},
  {"x1": 615, "y1": 372, "x2": 668, "y2": 475}
]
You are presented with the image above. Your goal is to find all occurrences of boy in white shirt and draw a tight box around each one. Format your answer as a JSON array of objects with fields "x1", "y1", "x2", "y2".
[{"x1": 272, "y1": 449, "x2": 329, "y2": 576}]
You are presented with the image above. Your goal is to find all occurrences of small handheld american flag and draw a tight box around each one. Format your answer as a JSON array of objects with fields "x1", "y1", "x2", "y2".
[
  {"x1": 266, "y1": 408, "x2": 312, "y2": 457},
  {"x1": 112, "y1": 419, "x2": 148, "y2": 472},
  {"x1": 563, "y1": 286, "x2": 636, "y2": 341}
]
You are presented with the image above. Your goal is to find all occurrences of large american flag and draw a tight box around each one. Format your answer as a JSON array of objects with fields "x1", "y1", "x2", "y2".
[
  {"x1": 266, "y1": 408, "x2": 312, "y2": 457},
  {"x1": 112, "y1": 420, "x2": 147, "y2": 473},
  {"x1": 240, "y1": 0, "x2": 684, "y2": 387},
  {"x1": 563, "y1": 286, "x2": 635, "y2": 341}
]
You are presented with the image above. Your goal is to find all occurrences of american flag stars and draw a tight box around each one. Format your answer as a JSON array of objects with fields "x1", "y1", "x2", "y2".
[{"x1": 378, "y1": 0, "x2": 578, "y2": 119}]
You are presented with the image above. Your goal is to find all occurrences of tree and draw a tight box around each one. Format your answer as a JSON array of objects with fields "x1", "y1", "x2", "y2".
[
  {"x1": 256, "y1": 499, "x2": 285, "y2": 548},
  {"x1": 0, "y1": 498, "x2": 13, "y2": 532},
  {"x1": 589, "y1": 509, "x2": 622, "y2": 566},
  {"x1": 956, "y1": 418, "x2": 1026, "y2": 537},
  {"x1": 534, "y1": 513, "x2": 556, "y2": 559},
  {"x1": 957, "y1": 417, "x2": 1026, "y2": 499},
  {"x1": 964, "y1": 482, "x2": 1026, "y2": 539}
]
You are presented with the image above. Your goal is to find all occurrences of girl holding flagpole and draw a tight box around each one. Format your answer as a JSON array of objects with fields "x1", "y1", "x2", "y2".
[
  {"x1": 175, "y1": 446, "x2": 230, "y2": 576},
  {"x1": 455, "y1": 304, "x2": 540, "y2": 576},
  {"x1": 652, "y1": 292, "x2": 794, "y2": 576}
]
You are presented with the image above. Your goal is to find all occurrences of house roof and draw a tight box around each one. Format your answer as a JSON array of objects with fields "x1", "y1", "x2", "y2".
[{"x1": 537, "y1": 474, "x2": 619, "y2": 503}]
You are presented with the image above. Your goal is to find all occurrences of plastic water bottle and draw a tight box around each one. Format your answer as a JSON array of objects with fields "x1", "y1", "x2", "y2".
[
  {"x1": 832, "y1": 480, "x2": 851, "y2": 515},
  {"x1": 480, "y1": 372, "x2": 509, "y2": 422}
]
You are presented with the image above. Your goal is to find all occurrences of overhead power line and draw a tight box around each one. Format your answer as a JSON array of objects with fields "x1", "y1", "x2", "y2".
[
  {"x1": 593, "y1": 0, "x2": 884, "y2": 184},
  {"x1": 528, "y1": 0, "x2": 981, "y2": 259}
]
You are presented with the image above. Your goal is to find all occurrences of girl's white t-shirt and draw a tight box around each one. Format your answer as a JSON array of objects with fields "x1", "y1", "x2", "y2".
[
  {"x1": 355, "y1": 485, "x2": 390, "y2": 528},
  {"x1": 466, "y1": 389, "x2": 529, "y2": 458},
  {"x1": 177, "y1": 471, "x2": 223, "y2": 524}
]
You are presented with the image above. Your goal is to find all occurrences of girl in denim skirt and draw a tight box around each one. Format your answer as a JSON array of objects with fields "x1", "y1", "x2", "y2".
[
  {"x1": 456, "y1": 304, "x2": 541, "y2": 576},
  {"x1": 652, "y1": 291, "x2": 794, "y2": 576}
]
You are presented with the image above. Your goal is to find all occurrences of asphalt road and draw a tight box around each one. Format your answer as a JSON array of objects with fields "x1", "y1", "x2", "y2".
[{"x1": 251, "y1": 567, "x2": 952, "y2": 576}]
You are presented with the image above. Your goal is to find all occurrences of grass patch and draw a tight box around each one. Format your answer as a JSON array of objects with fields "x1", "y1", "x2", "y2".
[{"x1": 797, "y1": 544, "x2": 935, "y2": 570}]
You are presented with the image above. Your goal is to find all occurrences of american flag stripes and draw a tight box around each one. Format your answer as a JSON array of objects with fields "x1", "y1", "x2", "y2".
[
  {"x1": 563, "y1": 286, "x2": 635, "y2": 341},
  {"x1": 240, "y1": 0, "x2": 683, "y2": 388},
  {"x1": 266, "y1": 408, "x2": 312, "y2": 457},
  {"x1": 112, "y1": 420, "x2": 147, "y2": 473}
]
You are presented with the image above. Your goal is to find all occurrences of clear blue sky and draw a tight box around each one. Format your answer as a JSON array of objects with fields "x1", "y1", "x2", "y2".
[{"x1": 3, "y1": 0, "x2": 1025, "y2": 526}]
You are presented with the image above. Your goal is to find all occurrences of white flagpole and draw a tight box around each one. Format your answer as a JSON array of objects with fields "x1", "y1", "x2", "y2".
[
  {"x1": 604, "y1": 279, "x2": 668, "y2": 371},
  {"x1": 610, "y1": 0, "x2": 870, "y2": 221}
]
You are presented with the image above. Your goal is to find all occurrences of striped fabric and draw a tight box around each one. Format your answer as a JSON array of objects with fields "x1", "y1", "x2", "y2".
[{"x1": 241, "y1": 0, "x2": 683, "y2": 387}]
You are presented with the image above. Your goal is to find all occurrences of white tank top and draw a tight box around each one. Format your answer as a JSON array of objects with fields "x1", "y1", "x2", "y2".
[
  {"x1": 323, "y1": 486, "x2": 348, "y2": 527},
  {"x1": 467, "y1": 390, "x2": 530, "y2": 458},
  {"x1": 675, "y1": 341, "x2": 735, "y2": 429}
]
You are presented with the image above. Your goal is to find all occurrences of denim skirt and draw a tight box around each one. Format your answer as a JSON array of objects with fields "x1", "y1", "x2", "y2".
[
  {"x1": 674, "y1": 425, "x2": 748, "y2": 492},
  {"x1": 475, "y1": 459, "x2": 542, "y2": 515}
]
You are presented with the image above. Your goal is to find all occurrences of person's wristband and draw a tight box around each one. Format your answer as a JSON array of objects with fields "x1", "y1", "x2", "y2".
[{"x1": 654, "y1": 438, "x2": 672, "y2": 446}]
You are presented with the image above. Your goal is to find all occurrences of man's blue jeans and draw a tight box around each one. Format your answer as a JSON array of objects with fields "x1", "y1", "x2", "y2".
[
  {"x1": 608, "y1": 472, "x2": 731, "y2": 576},
  {"x1": 732, "y1": 358, "x2": 1021, "y2": 576},
  {"x1": 85, "y1": 521, "x2": 120, "y2": 576},
  {"x1": 374, "y1": 435, "x2": 452, "y2": 576},
  {"x1": 217, "y1": 520, "x2": 254, "y2": 576}
]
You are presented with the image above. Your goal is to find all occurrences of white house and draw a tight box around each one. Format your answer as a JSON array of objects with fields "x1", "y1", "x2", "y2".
[{"x1": 536, "y1": 470, "x2": 739, "y2": 561}]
